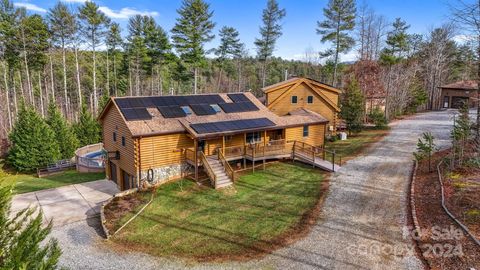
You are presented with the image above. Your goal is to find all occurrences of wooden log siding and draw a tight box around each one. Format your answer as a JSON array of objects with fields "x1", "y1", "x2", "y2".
[
  {"x1": 268, "y1": 83, "x2": 337, "y2": 120},
  {"x1": 101, "y1": 103, "x2": 137, "y2": 179},
  {"x1": 266, "y1": 80, "x2": 340, "y2": 133},
  {"x1": 285, "y1": 124, "x2": 325, "y2": 147},
  {"x1": 138, "y1": 133, "x2": 194, "y2": 170}
]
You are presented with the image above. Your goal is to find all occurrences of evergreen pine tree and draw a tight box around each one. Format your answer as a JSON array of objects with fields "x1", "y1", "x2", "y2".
[
  {"x1": 171, "y1": 0, "x2": 215, "y2": 94},
  {"x1": 78, "y1": 1, "x2": 110, "y2": 114},
  {"x1": 380, "y1": 18, "x2": 410, "y2": 65},
  {"x1": 48, "y1": 2, "x2": 77, "y2": 116},
  {"x1": 7, "y1": 105, "x2": 60, "y2": 171},
  {"x1": 0, "y1": 185, "x2": 61, "y2": 270},
  {"x1": 340, "y1": 78, "x2": 365, "y2": 135},
  {"x1": 316, "y1": 0, "x2": 356, "y2": 86},
  {"x1": 74, "y1": 103, "x2": 101, "y2": 146},
  {"x1": 46, "y1": 102, "x2": 79, "y2": 160},
  {"x1": 106, "y1": 22, "x2": 123, "y2": 96},
  {"x1": 254, "y1": 0, "x2": 286, "y2": 87},
  {"x1": 215, "y1": 26, "x2": 244, "y2": 91}
]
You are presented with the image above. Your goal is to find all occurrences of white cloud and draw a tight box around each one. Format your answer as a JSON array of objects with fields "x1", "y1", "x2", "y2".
[
  {"x1": 14, "y1": 2, "x2": 47, "y2": 13},
  {"x1": 453, "y1": 34, "x2": 475, "y2": 44},
  {"x1": 99, "y1": 6, "x2": 159, "y2": 19}
]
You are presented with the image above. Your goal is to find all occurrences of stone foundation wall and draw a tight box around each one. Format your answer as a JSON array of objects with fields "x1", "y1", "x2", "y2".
[{"x1": 140, "y1": 163, "x2": 193, "y2": 187}]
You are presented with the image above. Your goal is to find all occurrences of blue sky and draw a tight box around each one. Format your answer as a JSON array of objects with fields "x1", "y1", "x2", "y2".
[{"x1": 14, "y1": 0, "x2": 456, "y2": 61}]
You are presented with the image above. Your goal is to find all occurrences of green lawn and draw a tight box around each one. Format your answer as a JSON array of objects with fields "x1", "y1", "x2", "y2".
[
  {"x1": 0, "y1": 169, "x2": 106, "y2": 194},
  {"x1": 325, "y1": 128, "x2": 390, "y2": 164},
  {"x1": 109, "y1": 162, "x2": 325, "y2": 260}
]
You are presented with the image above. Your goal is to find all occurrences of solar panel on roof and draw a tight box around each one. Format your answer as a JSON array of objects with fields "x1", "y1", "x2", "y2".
[
  {"x1": 157, "y1": 106, "x2": 187, "y2": 118},
  {"x1": 120, "y1": 108, "x2": 152, "y2": 121},
  {"x1": 218, "y1": 101, "x2": 259, "y2": 113},
  {"x1": 127, "y1": 98, "x2": 144, "y2": 108},
  {"x1": 140, "y1": 97, "x2": 154, "y2": 108},
  {"x1": 227, "y1": 93, "x2": 249, "y2": 102},
  {"x1": 190, "y1": 104, "x2": 216, "y2": 115},
  {"x1": 115, "y1": 99, "x2": 131, "y2": 109},
  {"x1": 190, "y1": 118, "x2": 275, "y2": 134}
]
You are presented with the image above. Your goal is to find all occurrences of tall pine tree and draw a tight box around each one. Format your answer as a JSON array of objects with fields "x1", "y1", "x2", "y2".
[
  {"x1": 7, "y1": 105, "x2": 60, "y2": 171},
  {"x1": 78, "y1": 1, "x2": 110, "y2": 114},
  {"x1": 106, "y1": 22, "x2": 123, "y2": 96},
  {"x1": 316, "y1": 0, "x2": 356, "y2": 86},
  {"x1": 46, "y1": 102, "x2": 79, "y2": 160},
  {"x1": 48, "y1": 2, "x2": 77, "y2": 116},
  {"x1": 171, "y1": 0, "x2": 215, "y2": 94},
  {"x1": 254, "y1": 0, "x2": 286, "y2": 88},
  {"x1": 215, "y1": 26, "x2": 244, "y2": 91}
]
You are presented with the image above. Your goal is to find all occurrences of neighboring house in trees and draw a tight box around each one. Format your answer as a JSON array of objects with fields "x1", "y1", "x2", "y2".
[
  {"x1": 262, "y1": 77, "x2": 341, "y2": 135},
  {"x1": 439, "y1": 80, "x2": 479, "y2": 109},
  {"x1": 98, "y1": 92, "x2": 335, "y2": 191}
]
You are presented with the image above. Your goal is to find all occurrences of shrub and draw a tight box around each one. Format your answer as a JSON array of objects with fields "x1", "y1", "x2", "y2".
[
  {"x1": 368, "y1": 106, "x2": 388, "y2": 129},
  {"x1": 7, "y1": 106, "x2": 60, "y2": 172}
]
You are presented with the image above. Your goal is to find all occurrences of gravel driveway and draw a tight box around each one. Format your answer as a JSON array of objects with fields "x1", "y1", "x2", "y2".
[{"x1": 52, "y1": 110, "x2": 458, "y2": 270}]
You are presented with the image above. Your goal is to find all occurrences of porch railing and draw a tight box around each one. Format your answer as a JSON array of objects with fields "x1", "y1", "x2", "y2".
[
  {"x1": 223, "y1": 146, "x2": 245, "y2": 159},
  {"x1": 199, "y1": 151, "x2": 216, "y2": 187},
  {"x1": 218, "y1": 151, "x2": 235, "y2": 182},
  {"x1": 245, "y1": 139, "x2": 294, "y2": 159},
  {"x1": 292, "y1": 141, "x2": 338, "y2": 171}
]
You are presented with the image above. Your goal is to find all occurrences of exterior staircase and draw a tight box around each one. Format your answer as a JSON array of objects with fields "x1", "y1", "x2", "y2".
[{"x1": 206, "y1": 156, "x2": 233, "y2": 189}]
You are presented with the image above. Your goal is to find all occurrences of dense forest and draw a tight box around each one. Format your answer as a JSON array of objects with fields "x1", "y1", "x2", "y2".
[{"x1": 0, "y1": 0, "x2": 479, "y2": 160}]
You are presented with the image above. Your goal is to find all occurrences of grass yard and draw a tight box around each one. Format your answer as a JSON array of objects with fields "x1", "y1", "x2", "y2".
[
  {"x1": 107, "y1": 162, "x2": 327, "y2": 261},
  {"x1": 325, "y1": 128, "x2": 389, "y2": 164},
  {"x1": 0, "y1": 167, "x2": 105, "y2": 194}
]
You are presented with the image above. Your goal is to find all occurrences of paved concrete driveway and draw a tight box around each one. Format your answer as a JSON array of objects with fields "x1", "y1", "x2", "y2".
[{"x1": 12, "y1": 180, "x2": 119, "y2": 226}]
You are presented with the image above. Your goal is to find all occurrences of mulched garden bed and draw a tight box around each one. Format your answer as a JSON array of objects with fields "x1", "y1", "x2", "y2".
[{"x1": 413, "y1": 149, "x2": 480, "y2": 270}]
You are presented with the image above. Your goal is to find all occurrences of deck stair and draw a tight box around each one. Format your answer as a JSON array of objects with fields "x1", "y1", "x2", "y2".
[{"x1": 205, "y1": 156, "x2": 233, "y2": 189}]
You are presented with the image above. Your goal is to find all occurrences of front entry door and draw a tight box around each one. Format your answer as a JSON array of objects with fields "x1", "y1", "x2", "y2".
[
  {"x1": 198, "y1": 140, "x2": 206, "y2": 153},
  {"x1": 122, "y1": 170, "x2": 131, "y2": 190},
  {"x1": 109, "y1": 161, "x2": 117, "y2": 183}
]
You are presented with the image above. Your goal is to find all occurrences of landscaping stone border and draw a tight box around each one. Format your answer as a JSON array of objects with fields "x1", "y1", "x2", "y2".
[
  {"x1": 410, "y1": 160, "x2": 421, "y2": 233},
  {"x1": 436, "y1": 160, "x2": 480, "y2": 247},
  {"x1": 100, "y1": 188, "x2": 138, "y2": 239}
]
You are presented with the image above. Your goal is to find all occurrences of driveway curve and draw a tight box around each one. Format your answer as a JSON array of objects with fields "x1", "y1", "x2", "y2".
[{"x1": 53, "y1": 110, "x2": 456, "y2": 270}]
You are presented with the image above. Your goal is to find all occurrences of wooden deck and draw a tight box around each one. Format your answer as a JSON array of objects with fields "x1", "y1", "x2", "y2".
[
  {"x1": 185, "y1": 140, "x2": 340, "y2": 173},
  {"x1": 294, "y1": 152, "x2": 341, "y2": 172}
]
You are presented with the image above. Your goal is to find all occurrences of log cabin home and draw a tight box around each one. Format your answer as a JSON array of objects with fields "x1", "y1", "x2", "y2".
[
  {"x1": 262, "y1": 77, "x2": 341, "y2": 135},
  {"x1": 99, "y1": 92, "x2": 338, "y2": 191}
]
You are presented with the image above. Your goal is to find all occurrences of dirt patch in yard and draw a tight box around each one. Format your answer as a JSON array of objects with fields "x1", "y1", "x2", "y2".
[
  {"x1": 103, "y1": 193, "x2": 148, "y2": 232},
  {"x1": 413, "y1": 149, "x2": 480, "y2": 270}
]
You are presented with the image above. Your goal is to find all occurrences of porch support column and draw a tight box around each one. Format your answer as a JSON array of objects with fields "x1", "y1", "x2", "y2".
[
  {"x1": 263, "y1": 130, "x2": 267, "y2": 170},
  {"x1": 222, "y1": 135, "x2": 225, "y2": 155},
  {"x1": 243, "y1": 133, "x2": 247, "y2": 169},
  {"x1": 194, "y1": 139, "x2": 198, "y2": 181}
]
